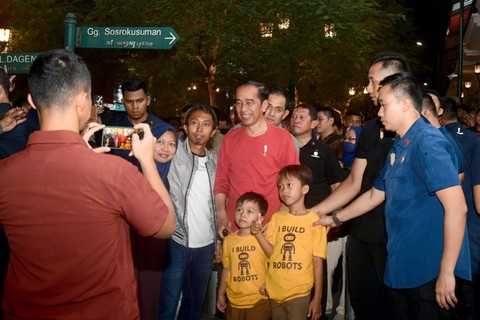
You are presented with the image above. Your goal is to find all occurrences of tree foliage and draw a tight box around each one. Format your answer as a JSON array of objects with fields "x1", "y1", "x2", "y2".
[{"x1": 2, "y1": 0, "x2": 418, "y2": 117}]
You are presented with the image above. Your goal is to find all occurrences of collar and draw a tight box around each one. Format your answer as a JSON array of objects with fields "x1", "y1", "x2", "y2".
[
  {"x1": 117, "y1": 112, "x2": 158, "y2": 127},
  {"x1": 181, "y1": 138, "x2": 211, "y2": 160},
  {"x1": 393, "y1": 117, "x2": 424, "y2": 151},
  {"x1": 445, "y1": 122, "x2": 463, "y2": 132}
]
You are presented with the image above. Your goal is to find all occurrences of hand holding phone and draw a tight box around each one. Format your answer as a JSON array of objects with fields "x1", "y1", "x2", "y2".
[{"x1": 131, "y1": 124, "x2": 155, "y2": 162}]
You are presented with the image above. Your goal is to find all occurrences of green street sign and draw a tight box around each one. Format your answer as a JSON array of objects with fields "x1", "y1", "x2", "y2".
[
  {"x1": 0, "y1": 53, "x2": 41, "y2": 74},
  {"x1": 78, "y1": 27, "x2": 179, "y2": 49}
]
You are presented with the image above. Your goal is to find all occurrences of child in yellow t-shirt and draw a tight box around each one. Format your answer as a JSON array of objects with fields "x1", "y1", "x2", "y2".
[
  {"x1": 253, "y1": 164, "x2": 327, "y2": 320},
  {"x1": 217, "y1": 192, "x2": 270, "y2": 320}
]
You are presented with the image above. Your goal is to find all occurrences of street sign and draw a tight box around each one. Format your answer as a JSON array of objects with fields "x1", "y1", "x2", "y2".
[
  {"x1": 0, "y1": 52, "x2": 41, "y2": 74},
  {"x1": 78, "y1": 27, "x2": 179, "y2": 50}
]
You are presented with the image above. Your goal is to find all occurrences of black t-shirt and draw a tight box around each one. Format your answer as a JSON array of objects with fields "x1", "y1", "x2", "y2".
[
  {"x1": 300, "y1": 138, "x2": 347, "y2": 208},
  {"x1": 350, "y1": 117, "x2": 395, "y2": 244}
]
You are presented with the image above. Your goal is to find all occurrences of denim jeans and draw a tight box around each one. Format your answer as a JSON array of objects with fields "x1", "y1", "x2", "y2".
[{"x1": 157, "y1": 239, "x2": 215, "y2": 320}]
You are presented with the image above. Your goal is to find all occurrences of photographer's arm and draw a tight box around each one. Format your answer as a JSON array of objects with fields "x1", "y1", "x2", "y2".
[{"x1": 132, "y1": 124, "x2": 176, "y2": 238}]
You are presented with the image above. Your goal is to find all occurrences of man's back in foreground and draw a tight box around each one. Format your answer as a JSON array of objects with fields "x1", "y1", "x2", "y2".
[
  {"x1": 0, "y1": 132, "x2": 168, "y2": 319},
  {"x1": 0, "y1": 49, "x2": 175, "y2": 320}
]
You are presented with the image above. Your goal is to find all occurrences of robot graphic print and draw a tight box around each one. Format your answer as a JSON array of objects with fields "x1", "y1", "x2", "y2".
[
  {"x1": 232, "y1": 246, "x2": 259, "y2": 282},
  {"x1": 272, "y1": 227, "x2": 304, "y2": 270}
]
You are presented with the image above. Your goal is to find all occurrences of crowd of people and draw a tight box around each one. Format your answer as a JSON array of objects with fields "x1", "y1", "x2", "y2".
[{"x1": 0, "y1": 49, "x2": 479, "y2": 320}]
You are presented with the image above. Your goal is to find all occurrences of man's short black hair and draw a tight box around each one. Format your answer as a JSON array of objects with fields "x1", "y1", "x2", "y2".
[
  {"x1": 379, "y1": 72, "x2": 423, "y2": 114},
  {"x1": 316, "y1": 107, "x2": 342, "y2": 128},
  {"x1": 345, "y1": 110, "x2": 364, "y2": 120},
  {"x1": 237, "y1": 80, "x2": 269, "y2": 102},
  {"x1": 440, "y1": 96, "x2": 459, "y2": 121},
  {"x1": 29, "y1": 49, "x2": 91, "y2": 111},
  {"x1": 268, "y1": 86, "x2": 291, "y2": 108},
  {"x1": 184, "y1": 104, "x2": 218, "y2": 129},
  {"x1": 371, "y1": 52, "x2": 411, "y2": 73},
  {"x1": 121, "y1": 79, "x2": 148, "y2": 95},
  {"x1": 422, "y1": 94, "x2": 438, "y2": 117}
]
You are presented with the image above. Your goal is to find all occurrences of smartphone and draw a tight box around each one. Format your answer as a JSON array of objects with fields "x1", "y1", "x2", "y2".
[{"x1": 101, "y1": 126, "x2": 136, "y2": 150}]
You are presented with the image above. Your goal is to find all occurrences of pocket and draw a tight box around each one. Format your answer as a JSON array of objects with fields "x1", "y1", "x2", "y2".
[{"x1": 388, "y1": 166, "x2": 415, "y2": 201}]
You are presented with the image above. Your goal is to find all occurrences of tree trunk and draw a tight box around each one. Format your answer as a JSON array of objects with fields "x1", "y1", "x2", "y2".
[{"x1": 207, "y1": 63, "x2": 216, "y2": 106}]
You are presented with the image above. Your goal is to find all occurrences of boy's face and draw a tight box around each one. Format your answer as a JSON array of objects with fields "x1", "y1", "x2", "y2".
[
  {"x1": 234, "y1": 200, "x2": 262, "y2": 229},
  {"x1": 278, "y1": 175, "x2": 309, "y2": 206}
]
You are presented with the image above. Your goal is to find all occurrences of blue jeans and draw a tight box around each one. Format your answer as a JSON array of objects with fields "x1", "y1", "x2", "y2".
[{"x1": 157, "y1": 239, "x2": 215, "y2": 320}]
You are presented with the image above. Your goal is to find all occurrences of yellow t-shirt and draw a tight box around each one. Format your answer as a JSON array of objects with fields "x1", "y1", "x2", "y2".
[
  {"x1": 222, "y1": 232, "x2": 268, "y2": 308},
  {"x1": 265, "y1": 211, "x2": 327, "y2": 302}
]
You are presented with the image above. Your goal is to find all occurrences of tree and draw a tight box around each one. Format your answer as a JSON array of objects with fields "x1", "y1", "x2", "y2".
[{"x1": 2, "y1": 0, "x2": 418, "y2": 117}]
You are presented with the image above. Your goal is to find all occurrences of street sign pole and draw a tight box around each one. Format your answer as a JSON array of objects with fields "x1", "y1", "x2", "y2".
[{"x1": 64, "y1": 13, "x2": 77, "y2": 52}]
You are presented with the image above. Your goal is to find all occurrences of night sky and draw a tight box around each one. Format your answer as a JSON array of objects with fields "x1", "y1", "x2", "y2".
[{"x1": 404, "y1": 0, "x2": 452, "y2": 90}]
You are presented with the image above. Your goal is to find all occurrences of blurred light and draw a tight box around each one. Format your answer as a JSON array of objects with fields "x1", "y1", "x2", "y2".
[
  {"x1": 324, "y1": 24, "x2": 336, "y2": 38},
  {"x1": 452, "y1": 0, "x2": 473, "y2": 11},
  {"x1": 416, "y1": 41, "x2": 423, "y2": 46},
  {"x1": 278, "y1": 18, "x2": 290, "y2": 30},
  {"x1": 464, "y1": 81, "x2": 472, "y2": 89},
  {"x1": 216, "y1": 87, "x2": 220, "y2": 93},
  {"x1": 474, "y1": 63, "x2": 480, "y2": 74},
  {"x1": 0, "y1": 28, "x2": 10, "y2": 42},
  {"x1": 348, "y1": 87, "x2": 356, "y2": 96},
  {"x1": 363, "y1": 87, "x2": 368, "y2": 94},
  {"x1": 259, "y1": 23, "x2": 273, "y2": 38},
  {"x1": 423, "y1": 82, "x2": 428, "y2": 86}
]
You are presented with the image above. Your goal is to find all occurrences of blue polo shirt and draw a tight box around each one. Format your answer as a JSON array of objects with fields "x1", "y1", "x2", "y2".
[
  {"x1": 374, "y1": 118, "x2": 471, "y2": 289},
  {"x1": 445, "y1": 122, "x2": 480, "y2": 274},
  {"x1": 463, "y1": 139, "x2": 480, "y2": 275},
  {"x1": 439, "y1": 126, "x2": 464, "y2": 174},
  {"x1": 462, "y1": 136, "x2": 480, "y2": 274}
]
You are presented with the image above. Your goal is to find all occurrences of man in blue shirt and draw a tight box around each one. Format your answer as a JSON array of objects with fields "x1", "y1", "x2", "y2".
[
  {"x1": 311, "y1": 52, "x2": 410, "y2": 319},
  {"x1": 439, "y1": 96, "x2": 480, "y2": 318},
  {"x1": 420, "y1": 94, "x2": 464, "y2": 177},
  {"x1": 318, "y1": 72, "x2": 471, "y2": 319}
]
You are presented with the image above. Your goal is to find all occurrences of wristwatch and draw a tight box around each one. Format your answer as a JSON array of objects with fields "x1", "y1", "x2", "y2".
[{"x1": 331, "y1": 211, "x2": 343, "y2": 226}]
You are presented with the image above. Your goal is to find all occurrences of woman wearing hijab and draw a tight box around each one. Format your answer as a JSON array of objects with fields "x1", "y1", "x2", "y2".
[
  {"x1": 135, "y1": 122, "x2": 178, "y2": 320},
  {"x1": 341, "y1": 126, "x2": 362, "y2": 172},
  {"x1": 151, "y1": 123, "x2": 179, "y2": 189}
]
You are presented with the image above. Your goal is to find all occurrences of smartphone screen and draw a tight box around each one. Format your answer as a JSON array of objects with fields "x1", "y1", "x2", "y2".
[{"x1": 101, "y1": 126, "x2": 135, "y2": 150}]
